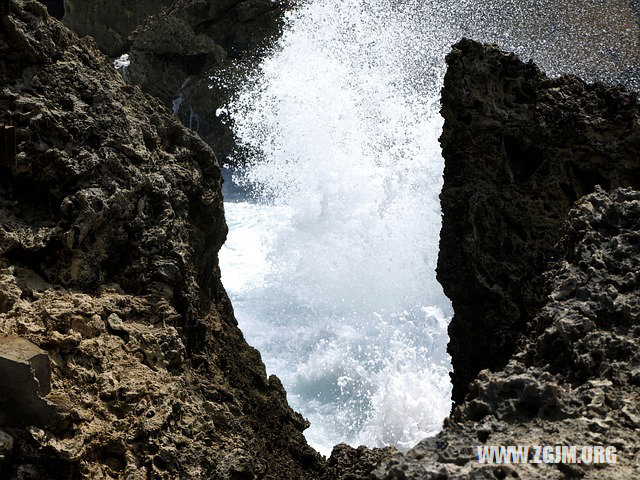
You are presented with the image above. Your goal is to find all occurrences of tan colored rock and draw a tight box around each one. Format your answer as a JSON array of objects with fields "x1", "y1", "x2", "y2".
[{"x1": 0, "y1": 2, "x2": 322, "y2": 478}]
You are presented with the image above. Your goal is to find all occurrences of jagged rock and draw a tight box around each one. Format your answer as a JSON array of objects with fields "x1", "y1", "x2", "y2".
[
  {"x1": 0, "y1": 268, "x2": 21, "y2": 313},
  {"x1": 62, "y1": 0, "x2": 291, "y2": 162},
  {"x1": 438, "y1": 38, "x2": 640, "y2": 404},
  {"x1": 322, "y1": 444, "x2": 398, "y2": 480},
  {"x1": 370, "y1": 190, "x2": 640, "y2": 479},
  {"x1": 62, "y1": 0, "x2": 174, "y2": 56},
  {"x1": 363, "y1": 42, "x2": 640, "y2": 480},
  {"x1": 0, "y1": 2, "x2": 322, "y2": 478}
]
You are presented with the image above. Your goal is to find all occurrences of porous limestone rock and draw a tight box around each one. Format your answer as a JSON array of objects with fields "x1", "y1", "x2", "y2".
[
  {"x1": 0, "y1": 1, "x2": 322, "y2": 478},
  {"x1": 438, "y1": 38, "x2": 640, "y2": 404}
]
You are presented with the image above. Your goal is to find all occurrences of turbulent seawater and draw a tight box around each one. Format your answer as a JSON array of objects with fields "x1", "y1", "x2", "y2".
[{"x1": 217, "y1": 0, "x2": 640, "y2": 455}]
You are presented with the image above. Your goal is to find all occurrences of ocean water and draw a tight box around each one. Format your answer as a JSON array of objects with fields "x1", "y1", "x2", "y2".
[{"x1": 217, "y1": 0, "x2": 640, "y2": 456}]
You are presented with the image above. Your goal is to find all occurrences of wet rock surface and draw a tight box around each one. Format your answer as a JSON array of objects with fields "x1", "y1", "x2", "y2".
[
  {"x1": 63, "y1": 0, "x2": 291, "y2": 162},
  {"x1": 0, "y1": 2, "x2": 322, "y2": 478}
]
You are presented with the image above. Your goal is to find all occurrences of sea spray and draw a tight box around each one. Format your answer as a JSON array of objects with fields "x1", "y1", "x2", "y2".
[
  {"x1": 219, "y1": 0, "x2": 640, "y2": 455},
  {"x1": 220, "y1": 0, "x2": 455, "y2": 455}
]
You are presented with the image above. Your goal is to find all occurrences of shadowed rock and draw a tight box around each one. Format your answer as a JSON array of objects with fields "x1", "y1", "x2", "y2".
[
  {"x1": 0, "y1": 335, "x2": 54, "y2": 427},
  {"x1": 329, "y1": 40, "x2": 640, "y2": 480},
  {"x1": 62, "y1": 0, "x2": 292, "y2": 163},
  {"x1": 438, "y1": 38, "x2": 640, "y2": 404}
]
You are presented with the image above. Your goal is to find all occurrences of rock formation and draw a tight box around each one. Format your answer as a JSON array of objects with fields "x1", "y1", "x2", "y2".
[
  {"x1": 3, "y1": 1, "x2": 640, "y2": 478},
  {"x1": 373, "y1": 186, "x2": 640, "y2": 479},
  {"x1": 438, "y1": 38, "x2": 640, "y2": 404},
  {"x1": 0, "y1": 1, "x2": 322, "y2": 478},
  {"x1": 63, "y1": 0, "x2": 291, "y2": 162},
  {"x1": 62, "y1": 0, "x2": 174, "y2": 55},
  {"x1": 363, "y1": 39, "x2": 640, "y2": 479}
]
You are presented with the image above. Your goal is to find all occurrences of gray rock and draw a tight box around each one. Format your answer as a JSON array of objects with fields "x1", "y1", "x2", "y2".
[
  {"x1": 0, "y1": 335, "x2": 53, "y2": 427},
  {"x1": 62, "y1": 0, "x2": 174, "y2": 56},
  {"x1": 438, "y1": 38, "x2": 640, "y2": 404}
]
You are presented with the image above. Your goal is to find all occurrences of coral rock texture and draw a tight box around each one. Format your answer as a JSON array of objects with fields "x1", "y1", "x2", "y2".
[
  {"x1": 438, "y1": 38, "x2": 640, "y2": 404},
  {"x1": 0, "y1": 2, "x2": 321, "y2": 478}
]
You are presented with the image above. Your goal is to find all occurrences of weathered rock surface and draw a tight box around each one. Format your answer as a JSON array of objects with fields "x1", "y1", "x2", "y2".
[
  {"x1": 372, "y1": 187, "x2": 640, "y2": 479},
  {"x1": 62, "y1": 0, "x2": 174, "y2": 56},
  {"x1": 0, "y1": 1, "x2": 321, "y2": 478},
  {"x1": 438, "y1": 38, "x2": 640, "y2": 404},
  {"x1": 328, "y1": 39, "x2": 640, "y2": 480},
  {"x1": 63, "y1": 0, "x2": 291, "y2": 162},
  {"x1": 322, "y1": 444, "x2": 397, "y2": 480}
]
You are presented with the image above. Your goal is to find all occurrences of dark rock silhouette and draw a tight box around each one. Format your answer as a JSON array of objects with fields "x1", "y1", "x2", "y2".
[
  {"x1": 365, "y1": 39, "x2": 640, "y2": 480},
  {"x1": 438, "y1": 38, "x2": 640, "y2": 405}
]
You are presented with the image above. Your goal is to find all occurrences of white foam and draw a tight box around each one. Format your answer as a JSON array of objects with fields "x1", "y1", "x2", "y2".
[
  {"x1": 218, "y1": 0, "x2": 639, "y2": 457},
  {"x1": 220, "y1": 0, "x2": 454, "y2": 456}
]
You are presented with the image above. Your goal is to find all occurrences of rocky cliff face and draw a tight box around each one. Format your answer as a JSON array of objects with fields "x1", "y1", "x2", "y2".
[
  {"x1": 62, "y1": 0, "x2": 174, "y2": 56},
  {"x1": 326, "y1": 39, "x2": 640, "y2": 479},
  {"x1": 438, "y1": 38, "x2": 640, "y2": 404},
  {"x1": 3, "y1": 3, "x2": 640, "y2": 478},
  {"x1": 63, "y1": 0, "x2": 291, "y2": 162},
  {"x1": 359, "y1": 39, "x2": 640, "y2": 480},
  {"x1": 374, "y1": 187, "x2": 640, "y2": 479},
  {"x1": 0, "y1": 2, "x2": 321, "y2": 478}
]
